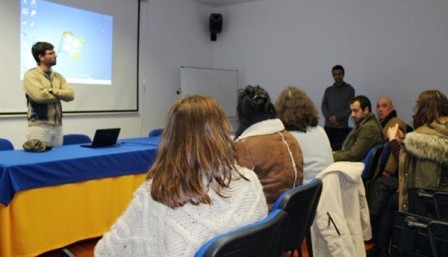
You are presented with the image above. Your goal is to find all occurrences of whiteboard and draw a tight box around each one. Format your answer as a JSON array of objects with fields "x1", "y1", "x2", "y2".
[{"x1": 180, "y1": 66, "x2": 238, "y2": 117}]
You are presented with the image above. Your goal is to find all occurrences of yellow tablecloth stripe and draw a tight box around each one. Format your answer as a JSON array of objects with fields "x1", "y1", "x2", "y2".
[{"x1": 0, "y1": 174, "x2": 146, "y2": 257}]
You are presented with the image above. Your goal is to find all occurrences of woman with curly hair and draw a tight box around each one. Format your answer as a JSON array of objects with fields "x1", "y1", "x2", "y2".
[{"x1": 275, "y1": 86, "x2": 333, "y2": 183}]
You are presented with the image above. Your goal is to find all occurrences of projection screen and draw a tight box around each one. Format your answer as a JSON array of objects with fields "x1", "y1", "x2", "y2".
[{"x1": 0, "y1": 0, "x2": 140, "y2": 115}]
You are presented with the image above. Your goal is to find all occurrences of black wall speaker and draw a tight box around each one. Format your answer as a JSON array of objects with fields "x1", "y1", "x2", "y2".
[{"x1": 209, "y1": 13, "x2": 223, "y2": 41}]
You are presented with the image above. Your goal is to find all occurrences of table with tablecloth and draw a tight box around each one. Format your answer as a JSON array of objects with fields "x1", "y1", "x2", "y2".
[{"x1": 0, "y1": 137, "x2": 159, "y2": 257}]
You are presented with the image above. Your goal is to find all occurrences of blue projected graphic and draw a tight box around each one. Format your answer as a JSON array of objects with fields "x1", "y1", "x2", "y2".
[{"x1": 20, "y1": 0, "x2": 113, "y2": 85}]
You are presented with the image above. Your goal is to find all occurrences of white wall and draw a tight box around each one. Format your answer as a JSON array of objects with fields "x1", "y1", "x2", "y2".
[
  {"x1": 3, "y1": 0, "x2": 448, "y2": 148},
  {"x1": 139, "y1": 0, "x2": 214, "y2": 136},
  {"x1": 211, "y1": 0, "x2": 448, "y2": 127},
  {"x1": 2, "y1": 0, "x2": 214, "y2": 148}
]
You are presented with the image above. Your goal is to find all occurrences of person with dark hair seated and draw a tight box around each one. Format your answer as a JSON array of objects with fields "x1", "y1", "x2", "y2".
[
  {"x1": 234, "y1": 85, "x2": 304, "y2": 209},
  {"x1": 333, "y1": 95, "x2": 384, "y2": 162},
  {"x1": 95, "y1": 95, "x2": 268, "y2": 257}
]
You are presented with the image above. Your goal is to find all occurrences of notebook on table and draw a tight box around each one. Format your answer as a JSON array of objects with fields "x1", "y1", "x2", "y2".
[{"x1": 80, "y1": 128, "x2": 121, "y2": 148}]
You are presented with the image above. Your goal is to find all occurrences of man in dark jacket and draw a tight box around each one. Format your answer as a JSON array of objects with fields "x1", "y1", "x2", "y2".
[{"x1": 333, "y1": 95, "x2": 384, "y2": 162}]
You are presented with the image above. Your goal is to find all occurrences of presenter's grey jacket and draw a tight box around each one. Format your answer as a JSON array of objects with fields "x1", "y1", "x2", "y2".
[
  {"x1": 321, "y1": 82, "x2": 355, "y2": 128},
  {"x1": 23, "y1": 66, "x2": 74, "y2": 126}
]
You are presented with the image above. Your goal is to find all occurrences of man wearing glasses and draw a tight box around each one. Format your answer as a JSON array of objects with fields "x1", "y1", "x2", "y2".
[{"x1": 23, "y1": 41, "x2": 74, "y2": 146}]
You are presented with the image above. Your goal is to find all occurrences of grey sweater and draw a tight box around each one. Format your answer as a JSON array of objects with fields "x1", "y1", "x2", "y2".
[{"x1": 321, "y1": 82, "x2": 355, "y2": 128}]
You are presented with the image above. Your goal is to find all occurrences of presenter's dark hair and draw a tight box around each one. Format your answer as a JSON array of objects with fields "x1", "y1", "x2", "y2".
[
  {"x1": 235, "y1": 85, "x2": 276, "y2": 138},
  {"x1": 147, "y1": 95, "x2": 245, "y2": 209},
  {"x1": 275, "y1": 86, "x2": 319, "y2": 132},
  {"x1": 332, "y1": 65, "x2": 345, "y2": 75},
  {"x1": 350, "y1": 95, "x2": 372, "y2": 112},
  {"x1": 413, "y1": 89, "x2": 448, "y2": 129},
  {"x1": 31, "y1": 42, "x2": 54, "y2": 64}
]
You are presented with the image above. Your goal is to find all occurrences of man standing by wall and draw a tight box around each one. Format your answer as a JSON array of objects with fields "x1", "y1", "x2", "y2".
[
  {"x1": 23, "y1": 42, "x2": 74, "y2": 146},
  {"x1": 321, "y1": 65, "x2": 355, "y2": 150},
  {"x1": 333, "y1": 95, "x2": 384, "y2": 162}
]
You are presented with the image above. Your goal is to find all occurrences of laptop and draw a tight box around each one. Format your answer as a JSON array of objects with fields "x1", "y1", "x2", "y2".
[{"x1": 81, "y1": 128, "x2": 121, "y2": 148}]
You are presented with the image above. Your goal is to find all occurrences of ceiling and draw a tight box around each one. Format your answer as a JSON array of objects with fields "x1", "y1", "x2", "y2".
[{"x1": 193, "y1": 0, "x2": 261, "y2": 7}]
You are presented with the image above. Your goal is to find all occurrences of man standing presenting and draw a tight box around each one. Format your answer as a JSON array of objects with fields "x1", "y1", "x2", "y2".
[
  {"x1": 23, "y1": 42, "x2": 74, "y2": 146},
  {"x1": 321, "y1": 65, "x2": 355, "y2": 150},
  {"x1": 333, "y1": 95, "x2": 384, "y2": 162}
]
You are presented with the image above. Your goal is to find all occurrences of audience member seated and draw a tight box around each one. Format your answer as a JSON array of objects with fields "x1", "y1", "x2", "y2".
[
  {"x1": 333, "y1": 95, "x2": 384, "y2": 162},
  {"x1": 275, "y1": 86, "x2": 334, "y2": 184},
  {"x1": 377, "y1": 96, "x2": 412, "y2": 133},
  {"x1": 94, "y1": 95, "x2": 268, "y2": 257},
  {"x1": 234, "y1": 85, "x2": 303, "y2": 209},
  {"x1": 376, "y1": 96, "x2": 409, "y2": 136},
  {"x1": 398, "y1": 89, "x2": 448, "y2": 212},
  {"x1": 367, "y1": 123, "x2": 405, "y2": 257},
  {"x1": 375, "y1": 97, "x2": 411, "y2": 179}
]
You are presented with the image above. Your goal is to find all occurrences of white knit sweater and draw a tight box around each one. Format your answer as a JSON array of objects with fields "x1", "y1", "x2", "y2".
[{"x1": 94, "y1": 165, "x2": 268, "y2": 257}]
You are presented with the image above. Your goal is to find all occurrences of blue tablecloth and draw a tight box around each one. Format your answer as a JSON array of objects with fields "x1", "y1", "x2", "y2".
[{"x1": 0, "y1": 137, "x2": 159, "y2": 206}]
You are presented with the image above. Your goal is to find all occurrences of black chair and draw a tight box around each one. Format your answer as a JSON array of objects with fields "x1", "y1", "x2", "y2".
[
  {"x1": 63, "y1": 134, "x2": 92, "y2": 145},
  {"x1": 433, "y1": 191, "x2": 448, "y2": 220},
  {"x1": 0, "y1": 138, "x2": 14, "y2": 151},
  {"x1": 148, "y1": 128, "x2": 163, "y2": 137},
  {"x1": 407, "y1": 188, "x2": 448, "y2": 220},
  {"x1": 392, "y1": 211, "x2": 448, "y2": 257},
  {"x1": 271, "y1": 178, "x2": 323, "y2": 257},
  {"x1": 194, "y1": 209, "x2": 289, "y2": 257},
  {"x1": 361, "y1": 143, "x2": 385, "y2": 182}
]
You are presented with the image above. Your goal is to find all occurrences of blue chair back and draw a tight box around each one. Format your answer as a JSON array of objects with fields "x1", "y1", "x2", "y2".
[
  {"x1": 271, "y1": 178, "x2": 323, "y2": 255},
  {"x1": 0, "y1": 138, "x2": 14, "y2": 151},
  {"x1": 194, "y1": 209, "x2": 289, "y2": 257},
  {"x1": 63, "y1": 134, "x2": 92, "y2": 145},
  {"x1": 148, "y1": 128, "x2": 163, "y2": 137},
  {"x1": 361, "y1": 143, "x2": 385, "y2": 181}
]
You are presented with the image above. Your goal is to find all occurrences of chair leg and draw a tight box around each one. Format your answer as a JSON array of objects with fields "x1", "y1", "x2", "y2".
[
  {"x1": 60, "y1": 248, "x2": 76, "y2": 257},
  {"x1": 306, "y1": 231, "x2": 313, "y2": 257}
]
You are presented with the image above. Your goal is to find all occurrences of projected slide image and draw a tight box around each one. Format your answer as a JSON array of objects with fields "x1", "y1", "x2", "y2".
[{"x1": 20, "y1": 0, "x2": 113, "y2": 85}]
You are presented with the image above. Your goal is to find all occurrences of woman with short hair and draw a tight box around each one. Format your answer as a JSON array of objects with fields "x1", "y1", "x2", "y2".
[{"x1": 275, "y1": 86, "x2": 334, "y2": 183}]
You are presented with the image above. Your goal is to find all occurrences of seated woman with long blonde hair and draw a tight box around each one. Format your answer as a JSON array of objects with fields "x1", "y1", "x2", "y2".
[{"x1": 95, "y1": 95, "x2": 268, "y2": 257}]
